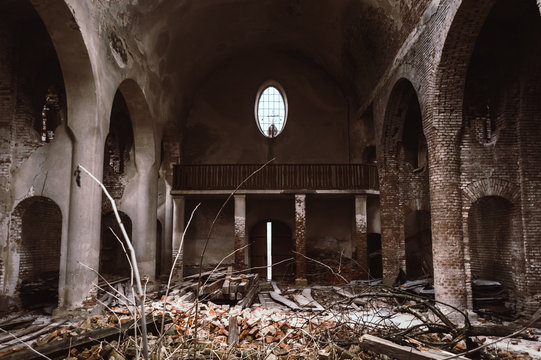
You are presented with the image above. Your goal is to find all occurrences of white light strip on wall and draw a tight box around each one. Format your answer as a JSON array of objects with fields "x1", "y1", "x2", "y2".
[{"x1": 267, "y1": 221, "x2": 272, "y2": 281}]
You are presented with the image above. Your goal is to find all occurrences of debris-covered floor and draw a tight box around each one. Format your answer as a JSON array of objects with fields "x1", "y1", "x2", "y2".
[{"x1": 0, "y1": 269, "x2": 540, "y2": 360}]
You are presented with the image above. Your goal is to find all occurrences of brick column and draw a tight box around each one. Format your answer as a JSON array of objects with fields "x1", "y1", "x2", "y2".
[
  {"x1": 354, "y1": 195, "x2": 369, "y2": 278},
  {"x1": 378, "y1": 157, "x2": 405, "y2": 285},
  {"x1": 294, "y1": 194, "x2": 307, "y2": 285},
  {"x1": 171, "y1": 196, "x2": 185, "y2": 281},
  {"x1": 427, "y1": 131, "x2": 467, "y2": 309},
  {"x1": 234, "y1": 195, "x2": 247, "y2": 271}
]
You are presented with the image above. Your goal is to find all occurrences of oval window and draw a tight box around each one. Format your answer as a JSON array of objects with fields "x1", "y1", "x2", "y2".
[{"x1": 255, "y1": 82, "x2": 287, "y2": 138}]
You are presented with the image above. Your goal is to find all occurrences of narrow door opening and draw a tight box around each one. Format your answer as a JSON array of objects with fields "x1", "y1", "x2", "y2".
[{"x1": 250, "y1": 220, "x2": 294, "y2": 280}]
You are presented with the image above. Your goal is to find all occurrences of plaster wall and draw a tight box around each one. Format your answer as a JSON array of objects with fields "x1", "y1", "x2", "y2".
[{"x1": 182, "y1": 51, "x2": 350, "y2": 165}]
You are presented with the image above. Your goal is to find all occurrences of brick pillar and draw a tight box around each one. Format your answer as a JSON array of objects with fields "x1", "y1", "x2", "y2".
[
  {"x1": 171, "y1": 196, "x2": 185, "y2": 281},
  {"x1": 378, "y1": 157, "x2": 405, "y2": 285},
  {"x1": 427, "y1": 131, "x2": 467, "y2": 309},
  {"x1": 354, "y1": 195, "x2": 369, "y2": 278},
  {"x1": 294, "y1": 194, "x2": 307, "y2": 285},
  {"x1": 234, "y1": 195, "x2": 247, "y2": 271}
]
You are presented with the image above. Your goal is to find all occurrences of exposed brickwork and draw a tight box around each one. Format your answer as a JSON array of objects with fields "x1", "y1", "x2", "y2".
[
  {"x1": 378, "y1": 79, "x2": 431, "y2": 284},
  {"x1": 294, "y1": 194, "x2": 306, "y2": 281}
]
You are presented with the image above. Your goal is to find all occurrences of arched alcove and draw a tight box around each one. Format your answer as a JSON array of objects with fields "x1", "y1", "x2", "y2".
[
  {"x1": 468, "y1": 197, "x2": 513, "y2": 284},
  {"x1": 102, "y1": 91, "x2": 135, "y2": 213},
  {"x1": 100, "y1": 212, "x2": 132, "y2": 278},
  {"x1": 10, "y1": 197, "x2": 62, "y2": 309},
  {"x1": 250, "y1": 220, "x2": 294, "y2": 279}
]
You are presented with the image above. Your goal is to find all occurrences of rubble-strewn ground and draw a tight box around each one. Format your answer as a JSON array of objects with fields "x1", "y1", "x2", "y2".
[{"x1": 0, "y1": 274, "x2": 539, "y2": 360}]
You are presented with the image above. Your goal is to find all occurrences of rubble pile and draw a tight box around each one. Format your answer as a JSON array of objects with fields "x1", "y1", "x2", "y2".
[{"x1": 0, "y1": 276, "x2": 538, "y2": 360}]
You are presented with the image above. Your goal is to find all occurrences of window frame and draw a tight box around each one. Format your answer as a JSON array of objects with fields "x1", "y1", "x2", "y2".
[{"x1": 254, "y1": 80, "x2": 288, "y2": 138}]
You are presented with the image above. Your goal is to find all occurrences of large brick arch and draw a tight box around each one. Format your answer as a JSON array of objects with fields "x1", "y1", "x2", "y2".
[{"x1": 426, "y1": 0, "x2": 496, "y2": 309}]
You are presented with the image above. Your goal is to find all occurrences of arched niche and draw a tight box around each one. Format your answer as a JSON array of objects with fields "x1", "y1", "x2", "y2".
[{"x1": 9, "y1": 196, "x2": 62, "y2": 310}]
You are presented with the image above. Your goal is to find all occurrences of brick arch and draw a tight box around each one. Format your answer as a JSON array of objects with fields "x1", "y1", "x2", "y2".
[
  {"x1": 462, "y1": 178, "x2": 520, "y2": 206},
  {"x1": 426, "y1": 0, "x2": 496, "y2": 309},
  {"x1": 7, "y1": 196, "x2": 62, "y2": 307},
  {"x1": 461, "y1": 179, "x2": 523, "y2": 310},
  {"x1": 432, "y1": 0, "x2": 495, "y2": 134},
  {"x1": 381, "y1": 78, "x2": 422, "y2": 155}
]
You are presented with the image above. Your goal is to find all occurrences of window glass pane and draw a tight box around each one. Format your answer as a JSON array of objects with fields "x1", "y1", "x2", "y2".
[{"x1": 257, "y1": 85, "x2": 286, "y2": 137}]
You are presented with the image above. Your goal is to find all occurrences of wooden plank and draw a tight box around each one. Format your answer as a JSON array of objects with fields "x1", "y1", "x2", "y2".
[
  {"x1": 1, "y1": 314, "x2": 163, "y2": 360},
  {"x1": 301, "y1": 288, "x2": 324, "y2": 311},
  {"x1": 269, "y1": 291, "x2": 299, "y2": 310},
  {"x1": 271, "y1": 281, "x2": 282, "y2": 295},
  {"x1": 238, "y1": 274, "x2": 259, "y2": 309},
  {"x1": 200, "y1": 278, "x2": 224, "y2": 295},
  {"x1": 0, "y1": 320, "x2": 67, "y2": 354},
  {"x1": 360, "y1": 335, "x2": 469, "y2": 360},
  {"x1": 292, "y1": 294, "x2": 312, "y2": 307}
]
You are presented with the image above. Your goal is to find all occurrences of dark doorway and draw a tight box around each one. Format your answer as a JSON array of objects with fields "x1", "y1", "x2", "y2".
[
  {"x1": 367, "y1": 233, "x2": 383, "y2": 279},
  {"x1": 100, "y1": 212, "x2": 132, "y2": 278},
  {"x1": 250, "y1": 221, "x2": 294, "y2": 279}
]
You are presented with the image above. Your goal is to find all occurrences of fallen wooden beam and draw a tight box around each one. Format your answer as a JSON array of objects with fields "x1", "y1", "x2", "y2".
[
  {"x1": 0, "y1": 315, "x2": 162, "y2": 360},
  {"x1": 238, "y1": 274, "x2": 259, "y2": 309},
  {"x1": 269, "y1": 291, "x2": 299, "y2": 310},
  {"x1": 301, "y1": 288, "x2": 324, "y2": 311},
  {"x1": 360, "y1": 334, "x2": 469, "y2": 360}
]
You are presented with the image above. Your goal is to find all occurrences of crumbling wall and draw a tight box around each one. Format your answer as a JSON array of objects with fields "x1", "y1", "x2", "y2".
[{"x1": 0, "y1": 3, "x2": 70, "y2": 311}]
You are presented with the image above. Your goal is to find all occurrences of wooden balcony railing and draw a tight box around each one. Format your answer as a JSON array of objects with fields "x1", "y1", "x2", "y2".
[{"x1": 173, "y1": 164, "x2": 379, "y2": 191}]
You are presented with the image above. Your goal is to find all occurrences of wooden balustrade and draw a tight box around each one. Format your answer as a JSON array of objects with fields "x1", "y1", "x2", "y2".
[{"x1": 172, "y1": 164, "x2": 378, "y2": 191}]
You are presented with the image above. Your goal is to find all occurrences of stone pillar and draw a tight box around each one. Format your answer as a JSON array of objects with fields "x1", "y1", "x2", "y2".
[
  {"x1": 63, "y1": 136, "x2": 106, "y2": 308},
  {"x1": 354, "y1": 195, "x2": 369, "y2": 278},
  {"x1": 162, "y1": 182, "x2": 173, "y2": 276},
  {"x1": 171, "y1": 196, "x2": 185, "y2": 281},
  {"x1": 294, "y1": 194, "x2": 307, "y2": 285},
  {"x1": 133, "y1": 167, "x2": 158, "y2": 280},
  {"x1": 234, "y1": 195, "x2": 247, "y2": 270}
]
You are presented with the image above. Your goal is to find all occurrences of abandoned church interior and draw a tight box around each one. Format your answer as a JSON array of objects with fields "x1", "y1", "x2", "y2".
[{"x1": 1, "y1": 0, "x2": 541, "y2": 327}]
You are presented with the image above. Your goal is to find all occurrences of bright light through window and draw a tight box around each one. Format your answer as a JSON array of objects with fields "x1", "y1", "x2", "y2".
[{"x1": 255, "y1": 83, "x2": 287, "y2": 138}]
